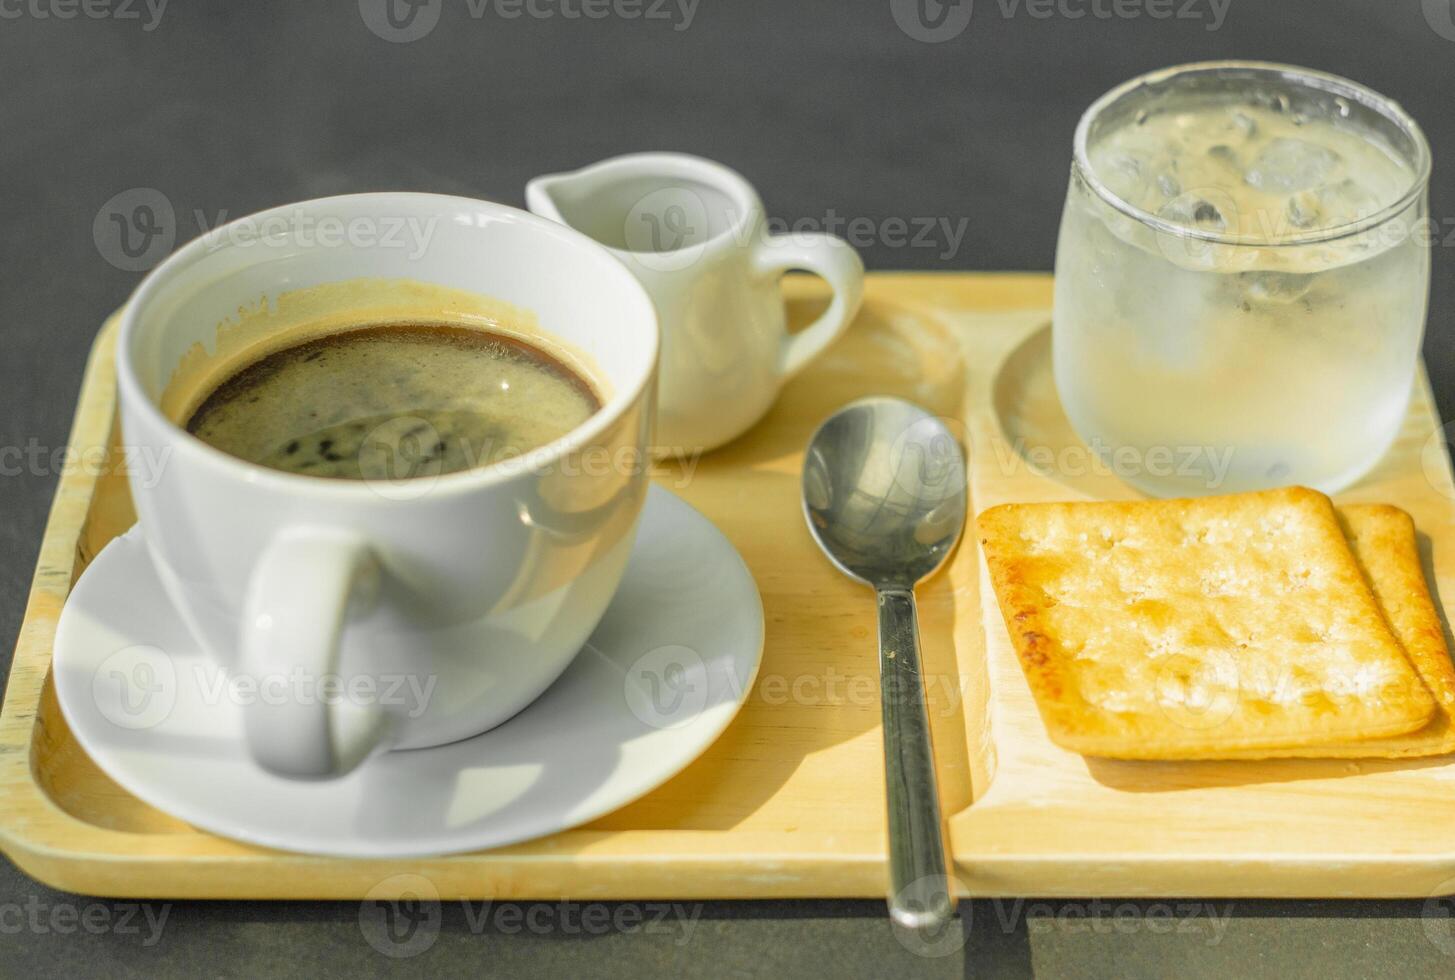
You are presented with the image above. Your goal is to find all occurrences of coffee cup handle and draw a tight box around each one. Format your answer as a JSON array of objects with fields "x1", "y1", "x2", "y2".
[
  {"x1": 238, "y1": 527, "x2": 387, "y2": 780},
  {"x1": 753, "y1": 232, "x2": 865, "y2": 379}
]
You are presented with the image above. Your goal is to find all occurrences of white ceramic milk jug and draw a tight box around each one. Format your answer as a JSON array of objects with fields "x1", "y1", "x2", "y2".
[{"x1": 528, "y1": 153, "x2": 864, "y2": 451}]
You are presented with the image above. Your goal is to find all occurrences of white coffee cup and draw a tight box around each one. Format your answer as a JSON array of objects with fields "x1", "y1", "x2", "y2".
[
  {"x1": 527, "y1": 153, "x2": 865, "y2": 451},
  {"x1": 116, "y1": 193, "x2": 658, "y2": 780}
]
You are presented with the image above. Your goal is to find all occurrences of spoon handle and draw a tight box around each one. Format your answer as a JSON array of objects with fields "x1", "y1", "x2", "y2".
[{"x1": 876, "y1": 587, "x2": 956, "y2": 931}]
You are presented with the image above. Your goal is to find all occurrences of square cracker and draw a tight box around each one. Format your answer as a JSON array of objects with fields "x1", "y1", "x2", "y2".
[
  {"x1": 977, "y1": 487, "x2": 1436, "y2": 759},
  {"x1": 1215, "y1": 504, "x2": 1455, "y2": 759}
]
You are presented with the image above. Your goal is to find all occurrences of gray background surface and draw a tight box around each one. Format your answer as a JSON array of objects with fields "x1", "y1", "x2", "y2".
[{"x1": 4, "y1": 1, "x2": 1455, "y2": 976}]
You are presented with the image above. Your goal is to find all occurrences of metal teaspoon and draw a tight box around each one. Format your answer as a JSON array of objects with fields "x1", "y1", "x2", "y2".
[{"x1": 801, "y1": 396, "x2": 967, "y2": 932}]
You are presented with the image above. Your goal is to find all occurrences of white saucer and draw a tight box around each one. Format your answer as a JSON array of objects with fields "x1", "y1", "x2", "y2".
[{"x1": 53, "y1": 485, "x2": 763, "y2": 858}]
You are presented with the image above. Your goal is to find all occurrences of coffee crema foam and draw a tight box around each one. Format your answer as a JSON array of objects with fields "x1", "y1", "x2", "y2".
[{"x1": 186, "y1": 323, "x2": 601, "y2": 481}]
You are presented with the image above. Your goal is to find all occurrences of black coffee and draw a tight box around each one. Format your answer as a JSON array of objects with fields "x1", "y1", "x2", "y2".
[{"x1": 185, "y1": 323, "x2": 600, "y2": 480}]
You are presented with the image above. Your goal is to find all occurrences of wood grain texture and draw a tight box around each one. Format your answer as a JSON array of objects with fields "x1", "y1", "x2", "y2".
[{"x1": 4, "y1": 273, "x2": 1455, "y2": 900}]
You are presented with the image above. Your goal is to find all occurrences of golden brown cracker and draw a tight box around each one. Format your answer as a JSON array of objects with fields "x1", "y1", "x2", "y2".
[{"x1": 978, "y1": 487, "x2": 1436, "y2": 759}]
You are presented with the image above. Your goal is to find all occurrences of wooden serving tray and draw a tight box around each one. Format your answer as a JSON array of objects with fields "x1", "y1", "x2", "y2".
[{"x1": 4, "y1": 273, "x2": 1455, "y2": 900}]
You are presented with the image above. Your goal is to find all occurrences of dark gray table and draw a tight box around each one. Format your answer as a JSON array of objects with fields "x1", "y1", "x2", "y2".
[{"x1": 4, "y1": 1, "x2": 1454, "y2": 976}]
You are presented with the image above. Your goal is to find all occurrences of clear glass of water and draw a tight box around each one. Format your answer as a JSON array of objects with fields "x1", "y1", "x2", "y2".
[{"x1": 1053, "y1": 61, "x2": 1431, "y2": 497}]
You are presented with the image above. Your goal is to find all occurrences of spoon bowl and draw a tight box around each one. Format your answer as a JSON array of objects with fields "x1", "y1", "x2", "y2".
[{"x1": 803, "y1": 398, "x2": 967, "y2": 588}]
